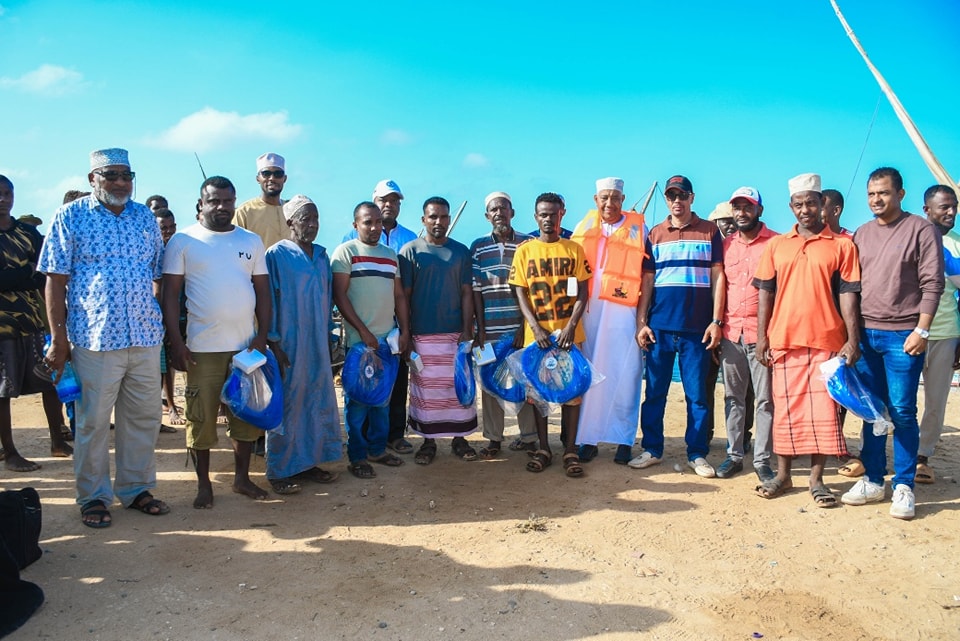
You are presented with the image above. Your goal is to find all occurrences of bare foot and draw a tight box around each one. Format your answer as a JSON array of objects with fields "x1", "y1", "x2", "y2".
[
  {"x1": 167, "y1": 406, "x2": 186, "y2": 426},
  {"x1": 5, "y1": 453, "x2": 41, "y2": 472},
  {"x1": 232, "y1": 479, "x2": 268, "y2": 500},
  {"x1": 50, "y1": 440, "x2": 73, "y2": 457},
  {"x1": 193, "y1": 484, "x2": 214, "y2": 509}
]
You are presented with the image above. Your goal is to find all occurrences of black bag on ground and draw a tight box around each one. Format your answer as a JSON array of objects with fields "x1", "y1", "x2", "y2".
[
  {"x1": 0, "y1": 488, "x2": 42, "y2": 570},
  {"x1": 0, "y1": 536, "x2": 44, "y2": 639}
]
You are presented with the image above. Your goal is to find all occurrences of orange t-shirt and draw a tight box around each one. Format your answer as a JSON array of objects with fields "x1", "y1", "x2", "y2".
[{"x1": 753, "y1": 226, "x2": 860, "y2": 352}]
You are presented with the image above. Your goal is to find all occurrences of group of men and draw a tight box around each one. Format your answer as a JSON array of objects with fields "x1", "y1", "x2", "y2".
[{"x1": 1, "y1": 145, "x2": 956, "y2": 527}]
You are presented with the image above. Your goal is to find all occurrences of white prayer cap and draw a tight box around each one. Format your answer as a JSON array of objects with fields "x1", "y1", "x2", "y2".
[
  {"x1": 372, "y1": 179, "x2": 403, "y2": 199},
  {"x1": 595, "y1": 177, "x2": 624, "y2": 194},
  {"x1": 282, "y1": 195, "x2": 315, "y2": 220},
  {"x1": 788, "y1": 173, "x2": 821, "y2": 196},
  {"x1": 90, "y1": 148, "x2": 130, "y2": 170},
  {"x1": 257, "y1": 152, "x2": 285, "y2": 171},
  {"x1": 484, "y1": 191, "x2": 511, "y2": 208}
]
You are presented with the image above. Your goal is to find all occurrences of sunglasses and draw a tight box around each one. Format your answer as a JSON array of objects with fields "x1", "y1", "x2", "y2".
[
  {"x1": 259, "y1": 170, "x2": 285, "y2": 179},
  {"x1": 94, "y1": 170, "x2": 136, "y2": 182},
  {"x1": 665, "y1": 191, "x2": 690, "y2": 202}
]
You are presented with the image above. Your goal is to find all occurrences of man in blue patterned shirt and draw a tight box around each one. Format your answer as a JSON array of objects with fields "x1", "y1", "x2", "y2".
[{"x1": 39, "y1": 148, "x2": 170, "y2": 529}]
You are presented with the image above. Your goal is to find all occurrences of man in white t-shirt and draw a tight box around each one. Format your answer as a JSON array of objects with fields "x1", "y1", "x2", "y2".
[{"x1": 162, "y1": 176, "x2": 272, "y2": 509}]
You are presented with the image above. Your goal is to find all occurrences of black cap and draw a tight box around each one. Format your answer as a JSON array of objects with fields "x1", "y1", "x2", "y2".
[{"x1": 665, "y1": 175, "x2": 693, "y2": 193}]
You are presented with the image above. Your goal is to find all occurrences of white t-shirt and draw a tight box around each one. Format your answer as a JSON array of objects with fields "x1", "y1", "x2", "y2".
[{"x1": 163, "y1": 223, "x2": 268, "y2": 352}]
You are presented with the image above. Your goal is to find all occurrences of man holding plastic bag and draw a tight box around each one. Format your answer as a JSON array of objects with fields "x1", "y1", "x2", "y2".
[
  {"x1": 162, "y1": 176, "x2": 272, "y2": 509},
  {"x1": 332, "y1": 202, "x2": 411, "y2": 479},
  {"x1": 508, "y1": 192, "x2": 591, "y2": 477}
]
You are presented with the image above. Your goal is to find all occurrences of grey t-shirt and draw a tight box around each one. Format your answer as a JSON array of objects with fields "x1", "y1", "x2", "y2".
[{"x1": 400, "y1": 237, "x2": 472, "y2": 335}]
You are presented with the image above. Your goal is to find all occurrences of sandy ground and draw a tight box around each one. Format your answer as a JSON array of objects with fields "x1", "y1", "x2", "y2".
[{"x1": 2, "y1": 383, "x2": 960, "y2": 641}]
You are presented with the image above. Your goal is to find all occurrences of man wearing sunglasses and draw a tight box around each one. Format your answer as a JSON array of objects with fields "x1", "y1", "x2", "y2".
[
  {"x1": 39, "y1": 148, "x2": 170, "y2": 528},
  {"x1": 632, "y1": 175, "x2": 724, "y2": 478},
  {"x1": 234, "y1": 152, "x2": 289, "y2": 250}
]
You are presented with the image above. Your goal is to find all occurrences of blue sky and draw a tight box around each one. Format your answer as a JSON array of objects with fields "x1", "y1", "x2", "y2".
[{"x1": 1, "y1": 0, "x2": 958, "y2": 247}]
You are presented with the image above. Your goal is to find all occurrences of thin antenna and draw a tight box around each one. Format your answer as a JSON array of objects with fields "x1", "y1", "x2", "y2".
[{"x1": 194, "y1": 152, "x2": 207, "y2": 180}]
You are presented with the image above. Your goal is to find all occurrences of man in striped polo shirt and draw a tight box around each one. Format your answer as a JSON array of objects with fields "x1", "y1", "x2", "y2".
[
  {"x1": 634, "y1": 175, "x2": 724, "y2": 477},
  {"x1": 469, "y1": 191, "x2": 537, "y2": 458}
]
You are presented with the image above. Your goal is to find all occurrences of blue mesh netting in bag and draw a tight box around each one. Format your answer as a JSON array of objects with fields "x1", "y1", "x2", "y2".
[
  {"x1": 479, "y1": 334, "x2": 525, "y2": 404},
  {"x1": 519, "y1": 337, "x2": 594, "y2": 404},
  {"x1": 454, "y1": 341, "x2": 476, "y2": 406},
  {"x1": 220, "y1": 349, "x2": 284, "y2": 431},
  {"x1": 342, "y1": 340, "x2": 399, "y2": 407},
  {"x1": 819, "y1": 356, "x2": 894, "y2": 436}
]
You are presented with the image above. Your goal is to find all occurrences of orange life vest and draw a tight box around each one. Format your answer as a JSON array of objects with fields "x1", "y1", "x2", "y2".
[{"x1": 571, "y1": 210, "x2": 646, "y2": 307}]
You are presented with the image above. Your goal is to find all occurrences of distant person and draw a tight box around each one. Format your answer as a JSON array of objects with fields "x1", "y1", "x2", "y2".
[
  {"x1": 821, "y1": 188, "x2": 853, "y2": 238},
  {"x1": 754, "y1": 173, "x2": 860, "y2": 507},
  {"x1": 570, "y1": 177, "x2": 645, "y2": 465},
  {"x1": 716, "y1": 187, "x2": 776, "y2": 481},
  {"x1": 633, "y1": 175, "x2": 723, "y2": 477},
  {"x1": 62, "y1": 191, "x2": 90, "y2": 205},
  {"x1": 708, "y1": 201, "x2": 737, "y2": 238},
  {"x1": 916, "y1": 184, "x2": 960, "y2": 484},
  {"x1": 264, "y1": 196, "x2": 342, "y2": 492},
  {"x1": 332, "y1": 201, "x2": 411, "y2": 478},
  {"x1": 469, "y1": 191, "x2": 538, "y2": 459},
  {"x1": 154, "y1": 207, "x2": 180, "y2": 432},
  {"x1": 162, "y1": 176, "x2": 271, "y2": 509},
  {"x1": 400, "y1": 196, "x2": 478, "y2": 464},
  {"x1": 0, "y1": 175, "x2": 72, "y2": 472},
  {"x1": 342, "y1": 179, "x2": 418, "y2": 455},
  {"x1": 234, "y1": 152, "x2": 289, "y2": 250},
  {"x1": 17, "y1": 214, "x2": 42, "y2": 227},
  {"x1": 39, "y1": 148, "x2": 170, "y2": 528},
  {"x1": 145, "y1": 195, "x2": 168, "y2": 213},
  {"x1": 843, "y1": 167, "x2": 944, "y2": 520},
  {"x1": 509, "y1": 192, "x2": 591, "y2": 477}
]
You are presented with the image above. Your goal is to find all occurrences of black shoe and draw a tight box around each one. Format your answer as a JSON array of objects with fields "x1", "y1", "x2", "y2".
[
  {"x1": 614, "y1": 444, "x2": 633, "y2": 465},
  {"x1": 578, "y1": 444, "x2": 599, "y2": 462},
  {"x1": 754, "y1": 463, "x2": 775, "y2": 483},
  {"x1": 716, "y1": 456, "x2": 743, "y2": 479}
]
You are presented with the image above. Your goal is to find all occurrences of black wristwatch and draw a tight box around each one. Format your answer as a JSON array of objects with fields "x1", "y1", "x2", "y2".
[{"x1": 711, "y1": 319, "x2": 724, "y2": 327}]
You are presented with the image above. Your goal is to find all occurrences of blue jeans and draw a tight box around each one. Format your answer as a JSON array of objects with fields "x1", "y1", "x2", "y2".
[
  {"x1": 640, "y1": 329, "x2": 710, "y2": 460},
  {"x1": 854, "y1": 328, "x2": 924, "y2": 488},
  {"x1": 344, "y1": 394, "x2": 389, "y2": 464}
]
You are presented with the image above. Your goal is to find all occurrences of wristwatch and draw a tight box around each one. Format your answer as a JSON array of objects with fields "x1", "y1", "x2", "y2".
[
  {"x1": 914, "y1": 327, "x2": 930, "y2": 339},
  {"x1": 711, "y1": 319, "x2": 724, "y2": 327}
]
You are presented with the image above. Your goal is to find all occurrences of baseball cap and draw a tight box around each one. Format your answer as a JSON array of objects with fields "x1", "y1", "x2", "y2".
[
  {"x1": 665, "y1": 175, "x2": 693, "y2": 193},
  {"x1": 729, "y1": 186, "x2": 762, "y2": 206},
  {"x1": 372, "y1": 179, "x2": 403, "y2": 200}
]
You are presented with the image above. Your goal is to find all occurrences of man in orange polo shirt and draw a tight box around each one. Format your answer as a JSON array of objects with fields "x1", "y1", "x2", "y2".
[{"x1": 754, "y1": 173, "x2": 861, "y2": 507}]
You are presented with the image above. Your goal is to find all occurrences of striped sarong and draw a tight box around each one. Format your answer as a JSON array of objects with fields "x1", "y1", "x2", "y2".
[
  {"x1": 408, "y1": 333, "x2": 478, "y2": 438},
  {"x1": 770, "y1": 347, "x2": 848, "y2": 457}
]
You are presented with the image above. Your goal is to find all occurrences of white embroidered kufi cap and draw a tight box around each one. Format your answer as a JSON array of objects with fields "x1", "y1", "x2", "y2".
[
  {"x1": 788, "y1": 173, "x2": 821, "y2": 196},
  {"x1": 90, "y1": 148, "x2": 130, "y2": 170},
  {"x1": 484, "y1": 191, "x2": 511, "y2": 208},
  {"x1": 257, "y1": 152, "x2": 285, "y2": 171},
  {"x1": 282, "y1": 195, "x2": 315, "y2": 220},
  {"x1": 595, "y1": 177, "x2": 624, "y2": 194}
]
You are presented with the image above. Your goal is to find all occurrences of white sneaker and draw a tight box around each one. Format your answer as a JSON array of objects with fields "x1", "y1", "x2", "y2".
[
  {"x1": 841, "y1": 478, "x2": 885, "y2": 505},
  {"x1": 627, "y1": 451, "x2": 662, "y2": 469},
  {"x1": 890, "y1": 484, "x2": 915, "y2": 520},
  {"x1": 687, "y1": 457, "x2": 716, "y2": 478}
]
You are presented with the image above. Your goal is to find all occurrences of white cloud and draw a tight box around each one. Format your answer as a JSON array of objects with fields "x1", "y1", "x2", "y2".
[
  {"x1": 144, "y1": 107, "x2": 303, "y2": 153},
  {"x1": 0, "y1": 64, "x2": 86, "y2": 96},
  {"x1": 380, "y1": 129, "x2": 413, "y2": 146},
  {"x1": 463, "y1": 152, "x2": 489, "y2": 169}
]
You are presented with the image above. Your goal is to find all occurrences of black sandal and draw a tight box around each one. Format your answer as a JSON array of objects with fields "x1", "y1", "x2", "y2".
[
  {"x1": 81, "y1": 500, "x2": 112, "y2": 529},
  {"x1": 415, "y1": 441, "x2": 438, "y2": 465},
  {"x1": 451, "y1": 437, "x2": 478, "y2": 461},
  {"x1": 348, "y1": 461, "x2": 377, "y2": 478},
  {"x1": 127, "y1": 491, "x2": 170, "y2": 516},
  {"x1": 526, "y1": 450, "x2": 552, "y2": 473}
]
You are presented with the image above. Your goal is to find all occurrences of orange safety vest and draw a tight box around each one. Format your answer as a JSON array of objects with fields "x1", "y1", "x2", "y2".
[{"x1": 571, "y1": 210, "x2": 646, "y2": 307}]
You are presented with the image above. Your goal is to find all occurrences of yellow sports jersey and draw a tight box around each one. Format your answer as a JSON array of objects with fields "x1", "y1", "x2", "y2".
[{"x1": 508, "y1": 238, "x2": 592, "y2": 346}]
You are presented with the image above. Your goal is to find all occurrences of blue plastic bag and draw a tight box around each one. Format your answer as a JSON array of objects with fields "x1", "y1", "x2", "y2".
[
  {"x1": 220, "y1": 349, "x2": 284, "y2": 431},
  {"x1": 342, "y1": 340, "x2": 399, "y2": 407},
  {"x1": 479, "y1": 334, "x2": 526, "y2": 404},
  {"x1": 819, "y1": 356, "x2": 894, "y2": 436},
  {"x1": 454, "y1": 341, "x2": 476, "y2": 406},
  {"x1": 512, "y1": 336, "x2": 599, "y2": 405}
]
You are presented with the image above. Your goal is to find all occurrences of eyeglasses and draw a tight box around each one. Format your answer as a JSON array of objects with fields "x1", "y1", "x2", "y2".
[
  {"x1": 259, "y1": 170, "x2": 285, "y2": 179},
  {"x1": 94, "y1": 170, "x2": 136, "y2": 182},
  {"x1": 665, "y1": 191, "x2": 690, "y2": 202}
]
